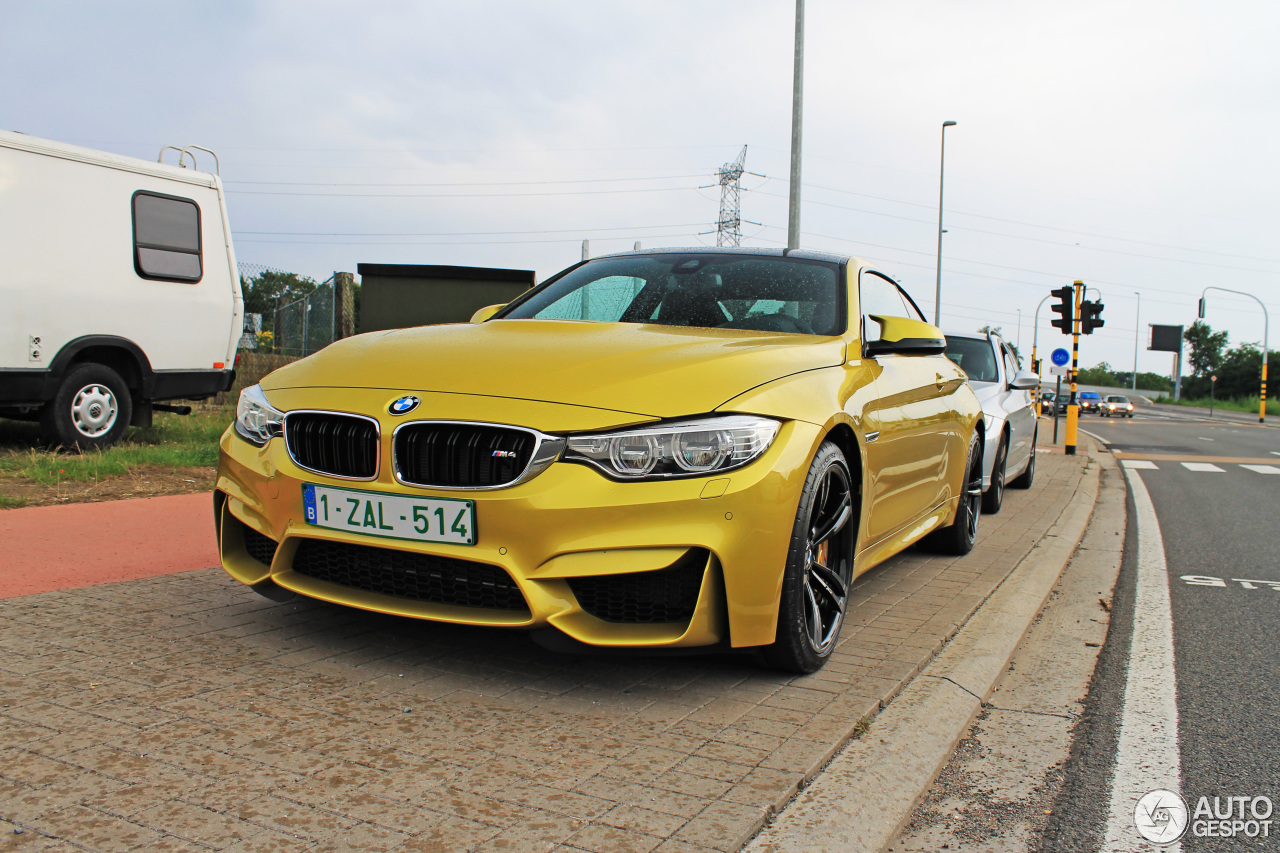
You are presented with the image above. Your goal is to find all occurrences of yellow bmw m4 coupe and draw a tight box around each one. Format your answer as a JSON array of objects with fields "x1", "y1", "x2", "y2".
[{"x1": 215, "y1": 249, "x2": 983, "y2": 672}]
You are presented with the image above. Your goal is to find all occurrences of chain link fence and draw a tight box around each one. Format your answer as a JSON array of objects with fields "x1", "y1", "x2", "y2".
[{"x1": 273, "y1": 275, "x2": 336, "y2": 358}]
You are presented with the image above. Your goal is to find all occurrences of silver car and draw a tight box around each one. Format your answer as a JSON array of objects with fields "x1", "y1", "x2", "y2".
[{"x1": 944, "y1": 330, "x2": 1039, "y2": 513}]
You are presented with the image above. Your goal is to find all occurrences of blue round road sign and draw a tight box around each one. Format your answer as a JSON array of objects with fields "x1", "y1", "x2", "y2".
[{"x1": 1051, "y1": 347, "x2": 1070, "y2": 367}]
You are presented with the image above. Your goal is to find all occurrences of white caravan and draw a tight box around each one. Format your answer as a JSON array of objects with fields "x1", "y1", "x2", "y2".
[{"x1": 0, "y1": 131, "x2": 242, "y2": 447}]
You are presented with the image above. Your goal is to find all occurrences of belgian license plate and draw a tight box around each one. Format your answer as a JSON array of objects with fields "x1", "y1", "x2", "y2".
[{"x1": 302, "y1": 484, "x2": 475, "y2": 546}]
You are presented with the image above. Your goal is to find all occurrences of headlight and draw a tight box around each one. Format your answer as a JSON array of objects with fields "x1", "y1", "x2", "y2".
[
  {"x1": 565, "y1": 415, "x2": 780, "y2": 480},
  {"x1": 235, "y1": 384, "x2": 284, "y2": 446}
]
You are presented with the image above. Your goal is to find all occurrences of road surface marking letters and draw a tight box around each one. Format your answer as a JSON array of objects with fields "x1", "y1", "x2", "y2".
[
  {"x1": 1122, "y1": 460, "x2": 1159, "y2": 470},
  {"x1": 1240, "y1": 465, "x2": 1280, "y2": 475},
  {"x1": 1182, "y1": 576, "x2": 1280, "y2": 591},
  {"x1": 1106, "y1": 469, "x2": 1183, "y2": 851},
  {"x1": 1181, "y1": 462, "x2": 1224, "y2": 472}
]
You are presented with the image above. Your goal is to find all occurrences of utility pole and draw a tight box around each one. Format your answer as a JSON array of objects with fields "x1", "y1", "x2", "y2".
[
  {"x1": 933, "y1": 120, "x2": 957, "y2": 326},
  {"x1": 1132, "y1": 291, "x2": 1140, "y2": 391},
  {"x1": 786, "y1": 0, "x2": 805, "y2": 250},
  {"x1": 716, "y1": 146, "x2": 748, "y2": 247}
]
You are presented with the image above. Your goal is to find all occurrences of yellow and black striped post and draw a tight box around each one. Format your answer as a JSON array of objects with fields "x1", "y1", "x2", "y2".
[
  {"x1": 1261, "y1": 359, "x2": 1268, "y2": 423},
  {"x1": 1064, "y1": 281, "x2": 1083, "y2": 456}
]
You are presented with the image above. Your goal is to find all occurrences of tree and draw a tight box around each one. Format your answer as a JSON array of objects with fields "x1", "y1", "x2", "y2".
[
  {"x1": 241, "y1": 270, "x2": 319, "y2": 331},
  {"x1": 1078, "y1": 362, "x2": 1119, "y2": 387},
  {"x1": 1183, "y1": 320, "x2": 1228, "y2": 378}
]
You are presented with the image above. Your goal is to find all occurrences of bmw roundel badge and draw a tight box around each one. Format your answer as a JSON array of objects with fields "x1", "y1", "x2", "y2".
[{"x1": 388, "y1": 395, "x2": 420, "y2": 415}]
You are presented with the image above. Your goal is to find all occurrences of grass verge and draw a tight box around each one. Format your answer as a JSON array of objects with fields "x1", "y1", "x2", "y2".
[
  {"x1": 0, "y1": 407, "x2": 231, "y2": 486},
  {"x1": 1152, "y1": 395, "x2": 1267, "y2": 414}
]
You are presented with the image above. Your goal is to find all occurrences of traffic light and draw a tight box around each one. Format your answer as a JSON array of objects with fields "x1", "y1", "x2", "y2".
[
  {"x1": 1050, "y1": 286, "x2": 1074, "y2": 333},
  {"x1": 1032, "y1": 358, "x2": 1041, "y2": 373},
  {"x1": 1081, "y1": 299, "x2": 1105, "y2": 334}
]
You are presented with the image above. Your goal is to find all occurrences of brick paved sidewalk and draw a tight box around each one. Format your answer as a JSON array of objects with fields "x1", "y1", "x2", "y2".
[{"x1": 0, "y1": 448, "x2": 1091, "y2": 853}]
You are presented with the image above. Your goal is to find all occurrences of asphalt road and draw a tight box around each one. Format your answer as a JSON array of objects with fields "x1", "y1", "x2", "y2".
[{"x1": 1043, "y1": 410, "x2": 1280, "y2": 852}]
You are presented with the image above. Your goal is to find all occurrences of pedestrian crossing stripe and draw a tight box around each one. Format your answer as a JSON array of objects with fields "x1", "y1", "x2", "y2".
[{"x1": 1120, "y1": 460, "x2": 1280, "y2": 474}]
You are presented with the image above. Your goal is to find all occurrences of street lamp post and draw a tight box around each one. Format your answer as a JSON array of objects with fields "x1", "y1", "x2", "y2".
[
  {"x1": 1031, "y1": 294, "x2": 1051, "y2": 415},
  {"x1": 1199, "y1": 286, "x2": 1270, "y2": 422},
  {"x1": 933, "y1": 120, "x2": 957, "y2": 326},
  {"x1": 1133, "y1": 291, "x2": 1140, "y2": 391},
  {"x1": 786, "y1": 0, "x2": 805, "y2": 250}
]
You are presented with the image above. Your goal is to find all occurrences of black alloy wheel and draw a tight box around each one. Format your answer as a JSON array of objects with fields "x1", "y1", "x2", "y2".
[
  {"x1": 763, "y1": 441, "x2": 857, "y2": 673},
  {"x1": 924, "y1": 431, "x2": 983, "y2": 556},
  {"x1": 981, "y1": 434, "x2": 1007, "y2": 515}
]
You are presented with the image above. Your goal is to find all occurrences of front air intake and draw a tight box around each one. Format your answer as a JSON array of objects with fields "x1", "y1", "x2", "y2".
[{"x1": 290, "y1": 539, "x2": 528, "y2": 612}]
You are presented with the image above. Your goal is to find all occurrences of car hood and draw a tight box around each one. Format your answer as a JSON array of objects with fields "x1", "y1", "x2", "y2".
[{"x1": 260, "y1": 320, "x2": 847, "y2": 419}]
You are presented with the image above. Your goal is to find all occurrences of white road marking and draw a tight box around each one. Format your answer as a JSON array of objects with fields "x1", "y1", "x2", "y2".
[
  {"x1": 1271, "y1": 451, "x2": 1280, "y2": 457},
  {"x1": 1181, "y1": 462, "x2": 1224, "y2": 472},
  {"x1": 1182, "y1": 576, "x2": 1280, "y2": 590},
  {"x1": 1121, "y1": 460, "x2": 1159, "y2": 470},
  {"x1": 1105, "y1": 469, "x2": 1182, "y2": 851},
  {"x1": 1240, "y1": 464, "x2": 1280, "y2": 475},
  {"x1": 1197, "y1": 437, "x2": 1214, "y2": 441}
]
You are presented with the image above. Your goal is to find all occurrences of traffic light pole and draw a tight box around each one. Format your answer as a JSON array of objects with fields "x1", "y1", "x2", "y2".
[
  {"x1": 1064, "y1": 280, "x2": 1083, "y2": 456},
  {"x1": 1198, "y1": 286, "x2": 1268, "y2": 423},
  {"x1": 1031, "y1": 294, "x2": 1051, "y2": 416}
]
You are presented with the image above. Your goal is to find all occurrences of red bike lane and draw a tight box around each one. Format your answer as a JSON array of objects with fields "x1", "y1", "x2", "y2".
[{"x1": 0, "y1": 493, "x2": 220, "y2": 598}]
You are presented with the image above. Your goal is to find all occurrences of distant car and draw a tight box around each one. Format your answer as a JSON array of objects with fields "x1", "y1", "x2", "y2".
[
  {"x1": 1103, "y1": 395, "x2": 1135, "y2": 417},
  {"x1": 1078, "y1": 391, "x2": 1103, "y2": 414},
  {"x1": 1038, "y1": 390, "x2": 1057, "y2": 413},
  {"x1": 944, "y1": 330, "x2": 1039, "y2": 514}
]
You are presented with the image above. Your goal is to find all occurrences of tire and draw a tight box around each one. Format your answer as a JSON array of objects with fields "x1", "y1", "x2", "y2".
[
  {"x1": 981, "y1": 434, "x2": 1007, "y2": 515},
  {"x1": 761, "y1": 441, "x2": 858, "y2": 674},
  {"x1": 1010, "y1": 428, "x2": 1037, "y2": 489},
  {"x1": 39, "y1": 363, "x2": 133, "y2": 450},
  {"x1": 924, "y1": 431, "x2": 982, "y2": 556}
]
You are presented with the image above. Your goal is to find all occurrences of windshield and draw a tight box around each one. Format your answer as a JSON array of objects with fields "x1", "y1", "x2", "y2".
[
  {"x1": 1107, "y1": 396, "x2": 1129, "y2": 403},
  {"x1": 501, "y1": 254, "x2": 845, "y2": 336},
  {"x1": 943, "y1": 336, "x2": 998, "y2": 383},
  {"x1": 1082, "y1": 392, "x2": 1101, "y2": 399}
]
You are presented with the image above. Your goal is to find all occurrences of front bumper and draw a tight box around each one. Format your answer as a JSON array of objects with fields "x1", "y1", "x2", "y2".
[{"x1": 214, "y1": 414, "x2": 821, "y2": 650}]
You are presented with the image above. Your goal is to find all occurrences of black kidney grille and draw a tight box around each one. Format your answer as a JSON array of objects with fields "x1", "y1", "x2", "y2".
[
  {"x1": 291, "y1": 538, "x2": 528, "y2": 612},
  {"x1": 286, "y1": 413, "x2": 378, "y2": 479},
  {"x1": 395, "y1": 423, "x2": 535, "y2": 488},
  {"x1": 568, "y1": 552, "x2": 706, "y2": 624},
  {"x1": 243, "y1": 526, "x2": 278, "y2": 567}
]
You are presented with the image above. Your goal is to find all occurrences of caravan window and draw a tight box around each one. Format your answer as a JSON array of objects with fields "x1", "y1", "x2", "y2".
[{"x1": 133, "y1": 192, "x2": 202, "y2": 282}]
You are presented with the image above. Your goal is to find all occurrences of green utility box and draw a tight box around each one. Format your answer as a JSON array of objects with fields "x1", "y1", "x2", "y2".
[{"x1": 356, "y1": 263, "x2": 536, "y2": 333}]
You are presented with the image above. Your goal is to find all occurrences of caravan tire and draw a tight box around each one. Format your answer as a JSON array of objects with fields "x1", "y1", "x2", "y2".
[{"x1": 40, "y1": 364, "x2": 133, "y2": 450}]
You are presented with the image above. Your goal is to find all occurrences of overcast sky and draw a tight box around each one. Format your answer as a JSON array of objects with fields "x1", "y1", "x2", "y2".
[{"x1": 6, "y1": 0, "x2": 1278, "y2": 376}]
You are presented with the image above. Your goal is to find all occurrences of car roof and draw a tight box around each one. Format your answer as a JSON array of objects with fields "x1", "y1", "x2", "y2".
[{"x1": 594, "y1": 246, "x2": 858, "y2": 266}]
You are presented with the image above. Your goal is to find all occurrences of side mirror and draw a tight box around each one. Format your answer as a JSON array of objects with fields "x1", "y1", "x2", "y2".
[
  {"x1": 864, "y1": 315, "x2": 947, "y2": 357},
  {"x1": 1010, "y1": 370, "x2": 1039, "y2": 391},
  {"x1": 470, "y1": 303, "x2": 505, "y2": 323}
]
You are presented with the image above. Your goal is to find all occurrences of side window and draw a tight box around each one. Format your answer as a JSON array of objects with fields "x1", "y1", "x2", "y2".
[
  {"x1": 531, "y1": 275, "x2": 646, "y2": 322},
  {"x1": 859, "y1": 271, "x2": 921, "y2": 340},
  {"x1": 133, "y1": 192, "x2": 202, "y2": 282}
]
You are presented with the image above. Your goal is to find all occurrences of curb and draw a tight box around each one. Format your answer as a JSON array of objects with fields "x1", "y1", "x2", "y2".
[{"x1": 746, "y1": 440, "x2": 1104, "y2": 853}]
